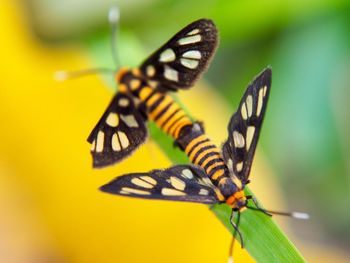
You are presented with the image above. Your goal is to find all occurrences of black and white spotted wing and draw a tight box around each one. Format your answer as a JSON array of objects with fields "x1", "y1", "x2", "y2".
[
  {"x1": 222, "y1": 67, "x2": 272, "y2": 183},
  {"x1": 140, "y1": 19, "x2": 218, "y2": 91},
  {"x1": 100, "y1": 165, "x2": 221, "y2": 204},
  {"x1": 87, "y1": 93, "x2": 147, "y2": 168}
]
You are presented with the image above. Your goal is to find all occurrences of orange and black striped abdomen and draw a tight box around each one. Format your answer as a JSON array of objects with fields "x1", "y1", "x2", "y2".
[
  {"x1": 138, "y1": 86, "x2": 192, "y2": 139},
  {"x1": 177, "y1": 124, "x2": 228, "y2": 185}
]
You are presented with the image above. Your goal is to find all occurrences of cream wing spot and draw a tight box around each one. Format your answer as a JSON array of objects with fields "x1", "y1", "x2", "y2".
[
  {"x1": 120, "y1": 114, "x2": 139, "y2": 128},
  {"x1": 241, "y1": 102, "x2": 248, "y2": 120},
  {"x1": 118, "y1": 98, "x2": 129, "y2": 107},
  {"x1": 118, "y1": 131, "x2": 129, "y2": 148},
  {"x1": 182, "y1": 50, "x2": 202, "y2": 59},
  {"x1": 256, "y1": 87, "x2": 264, "y2": 117},
  {"x1": 170, "y1": 176, "x2": 186, "y2": 191},
  {"x1": 121, "y1": 187, "x2": 150, "y2": 195},
  {"x1": 246, "y1": 95, "x2": 253, "y2": 117},
  {"x1": 246, "y1": 126, "x2": 255, "y2": 150},
  {"x1": 178, "y1": 35, "x2": 201, "y2": 45},
  {"x1": 146, "y1": 65, "x2": 156, "y2": 77},
  {"x1": 164, "y1": 65, "x2": 179, "y2": 82},
  {"x1": 199, "y1": 189, "x2": 209, "y2": 196},
  {"x1": 131, "y1": 178, "x2": 154, "y2": 188},
  {"x1": 111, "y1": 133, "x2": 121, "y2": 151},
  {"x1": 227, "y1": 158, "x2": 234, "y2": 174},
  {"x1": 180, "y1": 58, "x2": 199, "y2": 69},
  {"x1": 161, "y1": 188, "x2": 186, "y2": 196},
  {"x1": 236, "y1": 162, "x2": 243, "y2": 172},
  {"x1": 201, "y1": 177, "x2": 213, "y2": 186},
  {"x1": 233, "y1": 131, "x2": 245, "y2": 148},
  {"x1": 140, "y1": 176, "x2": 157, "y2": 185},
  {"x1": 232, "y1": 176, "x2": 243, "y2": 189},
  {"x1": 181, "y1": 169, "x2": 194, "y2": 179},
  {"x1": 130, "y1": 79, "x2": 141, "y2": 90},
  {"x1": 96, "y1": 131, "x2": 105, "y2": 152},
  {"x1": 148, "y1": 80, "x2": 158, "y2": 89},
  {"x1": 263, "y1": 85, "x2": 267, "y2": 96},
  {"x1": 106, "y1": 113, "x2": 119, "y2": 127},
  {"x1": 159, "y1": 48, "x2": 176, "y2": 62},
  {"x1": 187, "y1": 29, "x2": 200, "y2": 35},
  {"x1": 90, "y1": 140, "x2": 96, "y2": 151}
]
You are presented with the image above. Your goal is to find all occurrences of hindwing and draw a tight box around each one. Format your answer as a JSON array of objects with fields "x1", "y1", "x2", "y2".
[{"x1": 88, "y1": 93, "x2": 147, "y2": 168}]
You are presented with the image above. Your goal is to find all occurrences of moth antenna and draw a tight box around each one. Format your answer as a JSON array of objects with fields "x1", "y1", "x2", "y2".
[
  {"x1": 53, "y1": 67, "x2": 115, "y2": 81},
  {"x1": 266, "y1": 210, "x2": 310, "y2": 220},
  {"x1": 54, "y1": 6, "x2": 122, "y2": 82},
  {"x1": 108, "y1": 5, "x2": 121, "y2": 68},
  {"x1": 246, "y1": 196, "x2": 309, "y2": 220}
]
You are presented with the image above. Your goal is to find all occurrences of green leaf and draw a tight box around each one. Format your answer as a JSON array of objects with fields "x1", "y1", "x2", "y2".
[{"x1": 84, "y1": 32, "x2": 306, "y2": 263}]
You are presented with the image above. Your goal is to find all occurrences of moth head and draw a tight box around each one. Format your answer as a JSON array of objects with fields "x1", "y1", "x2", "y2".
[
  {"x1": 115, "y1": 67, "x2": 131, "y2": 83},
  {"x1": 226, "y1": 190, "x2": 247, "y2": 212}
]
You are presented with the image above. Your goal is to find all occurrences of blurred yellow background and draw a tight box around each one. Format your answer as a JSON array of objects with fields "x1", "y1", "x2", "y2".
[{"x1": 0, "y1": 1, "x2": 349, "y2": 262}]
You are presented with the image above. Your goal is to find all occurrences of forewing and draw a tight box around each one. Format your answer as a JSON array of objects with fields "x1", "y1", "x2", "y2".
[
  {"x1": 100, "y1": 165, "x2": 221, "y2": 204},
  {"x1": 87, "y1": 93, "x2": 147, "y2": 168},
  {"x1": 140, "y1": 19, "x2": 218, "y2": 91},
  {"x1": 222, "y1": 67, "x2": 272, "y2": 183}
]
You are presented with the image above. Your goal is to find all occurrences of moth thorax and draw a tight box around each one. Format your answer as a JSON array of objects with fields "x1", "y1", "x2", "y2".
[
  {"x1": 116, "y1": 68, "x2": 144, "y2": 94},
  {"x1": 218, "y1": 177, "x2": 239, "y2": 197}
]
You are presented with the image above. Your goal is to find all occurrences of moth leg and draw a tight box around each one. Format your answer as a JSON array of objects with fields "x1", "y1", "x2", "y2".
[
  {"x1": 230, "y1": 211, "x2": 244, "y2": 248},
  {"x1": 247, "y1": 195, "x2": 272, "y2": 217}
]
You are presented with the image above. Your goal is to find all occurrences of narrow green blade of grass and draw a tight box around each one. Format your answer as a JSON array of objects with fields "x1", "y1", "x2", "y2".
[{"x1": 84, "y1": 33, "x2": 306, "y2": 263}]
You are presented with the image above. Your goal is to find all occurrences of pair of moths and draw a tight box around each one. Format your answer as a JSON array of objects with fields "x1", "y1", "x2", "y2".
[{"x1": 86, "y1": 18, "x2": 272, "y2": 227}]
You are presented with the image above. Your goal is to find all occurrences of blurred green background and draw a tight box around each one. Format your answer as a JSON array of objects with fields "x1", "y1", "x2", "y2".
[{"x1": 1, "y1": 0, "x2": 350, "y2": 262}]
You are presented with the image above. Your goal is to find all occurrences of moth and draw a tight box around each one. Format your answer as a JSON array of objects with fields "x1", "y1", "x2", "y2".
[
  {"x1": 88, "y1": 19, "x2": 218, "y2": 168},
  {"x1": 100, "y1": 68, "x2": 302, "y2": 247}
]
